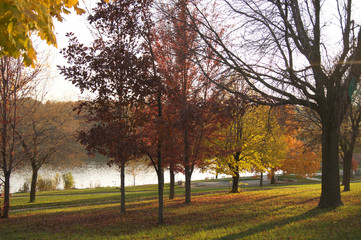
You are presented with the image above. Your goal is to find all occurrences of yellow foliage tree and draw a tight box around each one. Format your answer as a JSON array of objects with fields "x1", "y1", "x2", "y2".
[
  {"x1": 0, "y1": 0, "x2": 85, "y2": 66},
  {"x1": 246, "y1": 106, "x2": 288, "y2": 186},
  {"x1": 206, "y1": 105, "x2": 288, "y2": 190}
]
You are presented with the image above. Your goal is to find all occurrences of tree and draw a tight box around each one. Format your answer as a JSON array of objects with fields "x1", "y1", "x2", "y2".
[
  {"x1": 178, "y1": 95, "x2": 223, "y2": 203},
  {"x1": 155, "y1": 0, "x2": 223, "y2": 204},
  {"x1": 246, "y1": 106, "x2": 287, "y2": 187},
  {"x1": 273, "y1": 106, "x2": 321, "y2": 180},
  {"x1": 293, "y1": 107, "x2": 322, "y2": 153},
  {"x1": 0, "y1": 56, "x2": 40, "y2": 218},
  {"x1": 282, "y1": 136, "x2": 321, "y2": 178},
  {"x1": 48, "y1": 101, "x2": 89, "y2": 168},
  {"x1": 294, "y1": 96, "x2": 359, "y2": 191},
  {"x1": 0, "y1": 0, "x2": 84, "y2": 66},
  {"x1": 185, "y1": 0, "x2": 361, "y2": 208},
  {"x1": 17, "y1": 99, "x2": 68, "y2": 202},
  {"x1": 340, "y1": 99, "x2": 361, "y2": 191},
  {"x1": 62, "y1": 172, "x2": 75, "y2": 189},
  {"x1": 126, "y1": 157, "x2": 151, "y2": 186},
  {"x1": 206, "y1": 95, "x2": 252, "y2": 193},
  {"x1": 60, "y1": 0, "x2": 153, "y2": 215},
  {"x1": 77, "y1": 103, "x2": 141, "y2": 214},
  {"x1": 207, "y1": 104, "x2": 288, "y2": 190}
]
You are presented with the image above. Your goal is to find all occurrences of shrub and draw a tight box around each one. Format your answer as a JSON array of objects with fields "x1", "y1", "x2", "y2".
[
  {"x1": 62, "y1": 172, "x2": 75, "y2": 189},
  {"x1": 37, "y1": 176, "x2": 56, "y2": 191},
  {"x1": 18, "y1": 182, "x2": 30, "y2": 193},
  {"x1": 53, "y1": 173, "x2": 62, "y2": 190}
]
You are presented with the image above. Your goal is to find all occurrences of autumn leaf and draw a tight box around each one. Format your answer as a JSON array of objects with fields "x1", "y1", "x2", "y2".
[{"x1": 0, "y1": 0, "x2": 84, "y2": 66}]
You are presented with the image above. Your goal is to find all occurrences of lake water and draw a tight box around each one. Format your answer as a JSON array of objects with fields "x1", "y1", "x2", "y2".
[{"x1": 8, "y1": 164, "x2": 237, "y2": 193}]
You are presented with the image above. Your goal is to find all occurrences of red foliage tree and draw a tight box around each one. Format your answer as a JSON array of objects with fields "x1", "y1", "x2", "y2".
[
  {"x1": 59, "y1": 0, "x2": 153, "y2": 214},
  {"x1": 76, "y1": 100, "x2": 143, "y2": 214},
  {"x1": 153, "y1": 0, "x2": 224, "y2": 204}
]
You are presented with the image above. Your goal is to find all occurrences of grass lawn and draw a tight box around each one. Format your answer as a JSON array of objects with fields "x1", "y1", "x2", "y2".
[{"x1": 1, "y1": 181, "x2": 360, "y2": 239}]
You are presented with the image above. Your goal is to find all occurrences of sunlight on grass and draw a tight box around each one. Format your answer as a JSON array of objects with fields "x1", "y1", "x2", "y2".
[{"x1": 1, "y1": 182, "x2": 360, "y2": 239}]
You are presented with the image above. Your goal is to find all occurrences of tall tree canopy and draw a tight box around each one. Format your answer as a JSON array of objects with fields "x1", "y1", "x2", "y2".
[
  {"x1": 60, "y1": 0, "x2": 156, "y2": 217},
  {"x1": 154, "y1": 0, "x2": 223, "y2": 204},
  {"x1": 184, "y1": 0, "x2": 361, "y2": 208}
]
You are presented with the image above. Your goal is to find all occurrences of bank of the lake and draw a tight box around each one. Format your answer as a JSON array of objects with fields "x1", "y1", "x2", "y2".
[{"x1": 9, "y1": 163, "x2": 234, "y2": 193}]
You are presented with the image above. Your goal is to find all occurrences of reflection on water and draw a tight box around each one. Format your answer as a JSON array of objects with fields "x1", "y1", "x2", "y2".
[{"x1": 9, "y1": 163, "x2": 232, "y2": 193}]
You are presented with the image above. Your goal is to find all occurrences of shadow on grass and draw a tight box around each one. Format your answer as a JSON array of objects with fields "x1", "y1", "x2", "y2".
[
  {"x1": 11, "y1": 187, "x2": 224, "y2": 212},
  {"x1": 10, "y1": 191, "x2": 159, "y2": 212},
  {"x1": 218, "y1": 207, "x2": 336, "y2": 240}
]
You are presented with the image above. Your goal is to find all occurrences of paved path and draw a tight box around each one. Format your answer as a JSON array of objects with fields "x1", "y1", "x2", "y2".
[
  {"x1": 306, "y1": 177, "x2": 321, "y2": 181},
  {"x1": 191, "y1": 179, "x2": 269, "y2": 188}
]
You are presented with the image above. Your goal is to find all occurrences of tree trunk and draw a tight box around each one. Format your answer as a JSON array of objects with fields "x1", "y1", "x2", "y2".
[
  {"x1": 339, "y1": 124, "x2": 357, "y2": 192},
  {"x1": 342, "y1": 151, "x2": 352, "y2": 192},
  {"x1": 318, "y1": 117, "x2": 343, "y2": 208},
  {"x1": 120, "y1": 160, "x2": 126, "y2": 214},
  {"x1": 185, "y1": 164, "x2": 192, "y2": 204},
  {"x1": 230, "y1": 172, "x2": 239, "y2": 193},
  {"x1": 157, "y1": 148, "x2": 164, "y2": 225},
  {"x1": 169, "y1": 163, "x2": 175, "y2": 199},
  {"x1": 260, "y1": 172, "x2": 263, "y2": 187},
  {"x1": 156, "y1": 91, "x2": 164, "y2": 225},
  {"x1": 271, "y1": 175, "x2": 276, "y2": 184},
  {"x1": 270, "y1": 168, "x2": 276, "y2": 184},
  {"x1": 30, "y1": 167, "x2": 39, "y2": 203},
  {"x1": 184, "y1": 127, "x2": 192, "y2": 204},
  {"x1": 1, "y1": 171, "x2": 10, "y2": 219},
  {"x1": 230, "y1": 153, "x2": 241, "y2": 193}
]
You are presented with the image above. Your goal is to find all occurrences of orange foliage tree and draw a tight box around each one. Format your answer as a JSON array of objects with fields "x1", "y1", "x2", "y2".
[
  {"x1": 282, "y1": 136, "x2": 321, "y2": 177},
  {"x1": 275, "y1": 107, "x2": 321, "y2": 179}
]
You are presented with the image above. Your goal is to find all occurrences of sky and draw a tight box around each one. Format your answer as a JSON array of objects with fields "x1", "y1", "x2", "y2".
[
  {"x1": 43, "y1": 1, "x2": 96, "y2": 101},
  {"x1": 43, "y1": 0, "x2": 361, "y2": 102}
]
